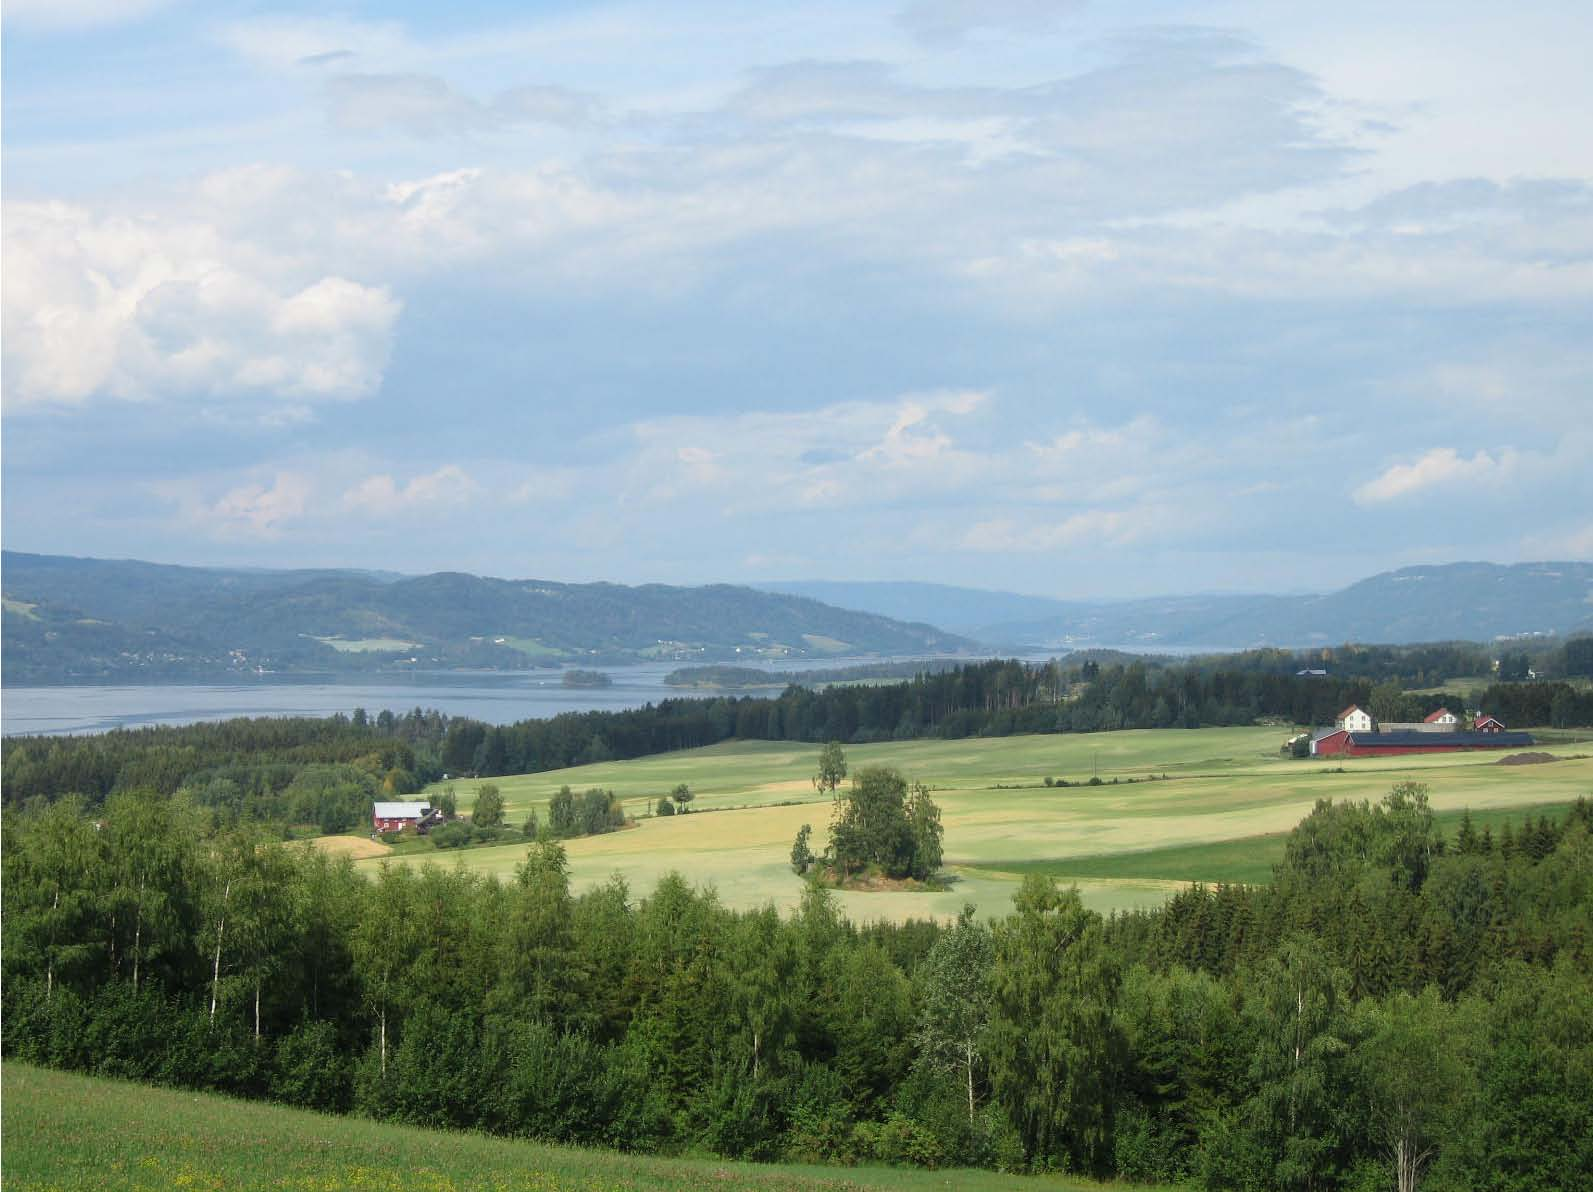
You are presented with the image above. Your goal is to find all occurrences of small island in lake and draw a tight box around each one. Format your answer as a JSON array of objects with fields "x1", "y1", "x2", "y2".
[{"x1": 560, "y1": 668, "x2": 614, "y2": 688}]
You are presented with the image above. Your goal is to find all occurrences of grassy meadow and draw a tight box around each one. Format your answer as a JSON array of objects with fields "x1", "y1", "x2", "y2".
[
  {"x1": 372, "y1": 727, "x2": 1593, "y2": 921},
  {"x1": 1, "y1": 1064, "x2": 1165, "y2": 1192}
]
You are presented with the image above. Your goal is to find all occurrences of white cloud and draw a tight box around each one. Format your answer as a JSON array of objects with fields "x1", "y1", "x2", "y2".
[
  {"x1": 186, "y1": 472, "x2": 314, "y2": 540},
  {"x1": 1352, "y1": 447, "x2": 1519, "y2": 506},
  {"x1": 341, "y1": 466, "x2": 481, "y2": 516},
  {"x1": 957, "y1": 509, "x2": 1145, "y2": 552},
  {"x1": 1, "y1": 200, "x2": 399, "y2": 408}
]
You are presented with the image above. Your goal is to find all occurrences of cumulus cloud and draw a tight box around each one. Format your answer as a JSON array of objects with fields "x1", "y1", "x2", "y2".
[
  {"x1": 342, "y1": 465, "x2": 480, "y2": 515},
  {"x1": 1352, "y1": 447, "x2": 1519, "y2": 505},
  {"x1": 183, "y1": 472, "x2": 314, "y2": 540},
  {"x1": 1, "y1": 200, "x2": 399, "y2": 408}
]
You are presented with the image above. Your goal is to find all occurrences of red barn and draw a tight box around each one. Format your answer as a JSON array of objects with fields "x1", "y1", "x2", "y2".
[
  {"x1": 373, "y1": 801, "x2": 435, "y2": 832},
  {"x1": 1311, "y1": 724, "x2": 1532, "y2": 757},
  {"x1": 1474, "y1": 715, "x2": 1506, "y2": 733}
]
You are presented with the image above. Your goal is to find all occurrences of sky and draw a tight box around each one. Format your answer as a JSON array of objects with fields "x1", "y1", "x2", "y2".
[{"x1": 3, "y1": 0, "x2": 1591, "y2": 599}]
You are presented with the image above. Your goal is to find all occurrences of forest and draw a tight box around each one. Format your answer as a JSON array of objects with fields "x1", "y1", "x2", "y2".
[
  {"x1": 3, "y1": 784, "x2": 1588, "y2": 1191},
  {"x1": 6, "y1": 653, "x2": 1593, "y2": 816}
]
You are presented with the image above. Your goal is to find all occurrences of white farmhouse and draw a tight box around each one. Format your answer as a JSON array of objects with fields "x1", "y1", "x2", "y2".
[{"x1": 1335, "y1": 704, "x2": 1374, "y2": 733}]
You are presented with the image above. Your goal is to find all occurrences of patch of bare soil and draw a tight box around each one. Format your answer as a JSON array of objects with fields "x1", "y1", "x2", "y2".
[
  {"x1": 1496, "y1": 752, "x2": 1557, "y2": 765},
  {"x1": 816, "y1": 866, "x2": 950, "y2": 893}
]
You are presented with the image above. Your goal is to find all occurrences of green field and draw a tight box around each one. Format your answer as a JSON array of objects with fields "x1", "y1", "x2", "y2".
[
  {"x1": 397, "y1": 727, "x2": 1593, "y2": 921},
  {"x1": 1, "y1": 1064, "x2": 1162, "y2": 1192},
  {"x1": 313, "y1": 635, "x2": 421, "y2": 653}
]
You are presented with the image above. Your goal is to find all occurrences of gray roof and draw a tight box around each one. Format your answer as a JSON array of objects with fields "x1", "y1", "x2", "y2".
[
  {"x1": 373, "y1": 801, "x2": 432, "y2": 818},
  {"x1": 1344, "y1": 731, "x2": 1533, "y2": 748}
]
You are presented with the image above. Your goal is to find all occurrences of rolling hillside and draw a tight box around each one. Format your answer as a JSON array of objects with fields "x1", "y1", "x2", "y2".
[
  {"x1": 0, "y1": 553, "x2": 972, "y2": 683},
  {"x1": 766, "y1": 563, "x2": 1593, "y2": 648}
]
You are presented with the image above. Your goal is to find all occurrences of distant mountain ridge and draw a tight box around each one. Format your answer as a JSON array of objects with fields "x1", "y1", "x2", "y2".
[
  {"x1": 763, "y1": 563, "x2": 1593, "y2": 648},
  {"x1": 0, "y1": 552, "x2": 972, "y2": 684}
]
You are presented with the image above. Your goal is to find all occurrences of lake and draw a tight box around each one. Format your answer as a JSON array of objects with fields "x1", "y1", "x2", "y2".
[
  {"x1": 0, "y1": 655, "x2": 977, "y2": 736},
  {"x1": 0, "y1": 646, "x2": 1221, "y2": 737}
]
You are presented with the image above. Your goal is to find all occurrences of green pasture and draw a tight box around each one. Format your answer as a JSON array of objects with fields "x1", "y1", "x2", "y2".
[
  {"x1": 400, "y1": 728, "x2": 1593, "y2": 922},
  {"x1": 496, "y1": 635, "x2": 568, "y2": 658},
  {"x1": 980, "y1": 800, "x2": 1580, "y2": 887},
  {"x1": 313, "y1": 635, "x2": 420, "y2": 653},
  {"x1": 1, "y1": 1064, "x2": 1164, "y2": 1192}
]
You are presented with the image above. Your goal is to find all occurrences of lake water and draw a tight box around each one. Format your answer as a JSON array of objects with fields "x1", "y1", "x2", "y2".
[
  {"x1": 0, "y1": 645, "x2": 1221, "y2": 737},
  {"x1": 0, "y1": 655, "x2": 981, "y2": 736}
]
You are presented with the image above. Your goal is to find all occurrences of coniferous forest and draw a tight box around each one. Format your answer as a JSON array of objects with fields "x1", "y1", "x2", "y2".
[{"x1": 3, "y1": 777, "x2": 1590, "y2": 1190}]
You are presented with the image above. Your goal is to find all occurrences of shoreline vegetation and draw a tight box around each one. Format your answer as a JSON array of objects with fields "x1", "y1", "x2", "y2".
[{"x1": 664, "y1": 661, "x2": 970, "y2": 690}]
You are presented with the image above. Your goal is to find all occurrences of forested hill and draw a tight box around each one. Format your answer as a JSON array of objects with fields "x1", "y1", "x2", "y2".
[
  {"x1": 0, "y1": 552, "x2": 972, "y2": 684},
  {"x1": 766, "y1": 562, "x2": 1593, "y2": 647}
]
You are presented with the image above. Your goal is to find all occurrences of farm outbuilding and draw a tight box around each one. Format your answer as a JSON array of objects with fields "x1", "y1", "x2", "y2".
[
  {"x1": 373, "y1": 801, "x2": 440, "y2": 833},
  {"x1": 1312, "y1": 730, "x2": 1533, "y2": 758}
]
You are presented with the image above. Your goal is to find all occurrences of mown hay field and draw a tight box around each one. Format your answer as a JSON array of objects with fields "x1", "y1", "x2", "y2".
[
  {"x1": 392, "y1": 727, "x2": 1593, "y2": 920},
  {"x1": 309, "y1": 834, "x2": 392, "y2": 860},
  {"x1": 1, "y1": 1063, "x2": 1165, "y2": 1192}
]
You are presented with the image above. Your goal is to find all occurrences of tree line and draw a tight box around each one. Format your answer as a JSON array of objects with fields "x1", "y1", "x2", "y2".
[
  {"x1": 3, "y1": 785, "x2": 1589, "y2": 1190},
  {"x1": 7, "y1": 660, "x2": 1592, "y2": 821}
]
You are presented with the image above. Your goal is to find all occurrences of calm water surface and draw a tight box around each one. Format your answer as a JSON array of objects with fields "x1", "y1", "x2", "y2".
[
  {"x1": 1, "y1": 646, "x2": 1221, "y2": 737},
  {"x1": 0, "y1": 656, "x2": 974, "y2": 736}
]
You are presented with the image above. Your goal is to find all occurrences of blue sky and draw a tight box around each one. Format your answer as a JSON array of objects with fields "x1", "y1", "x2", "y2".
[{"x1": 4, "y1": 0, "x2": 1590, "y2": 597}]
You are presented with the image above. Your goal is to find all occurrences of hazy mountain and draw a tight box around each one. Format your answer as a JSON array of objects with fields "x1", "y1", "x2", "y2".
[
  {"x1": 764, "y1": 564, "x2": 1593, "y2": 648},
  {"x1": 1, "y1": 553, "x2": 974, "y2": 684}
]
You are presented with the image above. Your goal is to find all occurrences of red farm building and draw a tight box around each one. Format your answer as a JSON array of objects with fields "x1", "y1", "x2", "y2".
[
  {"x1": 373, "y1": 801, "x2": 442, "y2": 833},
  {"x1": 1311, "y1": 727, "x2": 1532, "y2": 758}
]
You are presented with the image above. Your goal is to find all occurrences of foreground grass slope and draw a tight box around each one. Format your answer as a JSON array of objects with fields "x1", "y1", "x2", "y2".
[
  {"x1": 391, "y1": 727, "x2": 1593, "y2": 919},
  {"x1": 1, "y1": 1064, "x2": 1163, "y2": 1192}
]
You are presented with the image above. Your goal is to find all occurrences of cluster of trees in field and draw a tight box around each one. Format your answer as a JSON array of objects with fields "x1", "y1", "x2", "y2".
[
  {"x1": 547, "y1": 785, "x2": 628, "y2": 837},
  {"x1": 4, "y1": 783, "x2": 1588, "y2": 1190},
  {"x1": 6, "y1": 655, "x2": 1591, "y2": 827},
  {"x1": 792, "y1": 761, "x2": 945, "y2": 886}
]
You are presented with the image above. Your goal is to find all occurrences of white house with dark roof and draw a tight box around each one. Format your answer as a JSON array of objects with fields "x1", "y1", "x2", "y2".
[{"x1": 1335, "y1": 705, "x2": 1374, "y2": 733}]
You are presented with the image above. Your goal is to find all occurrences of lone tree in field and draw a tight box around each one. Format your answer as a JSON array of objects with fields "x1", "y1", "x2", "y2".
[
  {"x1": 670, "y1": 783, "x2": 694, "y2": 812},
  {"x1": 471, "y1": 784, "x2": 504, "y2": 828},
  {"x1": 790, "y1": 823, "x2": 815, "y2": 874},
  {"x1": 814, "y1": 741, "x2": 847, "y2": 794}
]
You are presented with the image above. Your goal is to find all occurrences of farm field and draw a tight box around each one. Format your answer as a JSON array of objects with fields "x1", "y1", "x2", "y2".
[
  {"x1": 391, "y1": 727, "x2": 1593, "y2": 920},
  {"x1": 1, "y1": 1064, "x2": 1167, "y2": 1192}
]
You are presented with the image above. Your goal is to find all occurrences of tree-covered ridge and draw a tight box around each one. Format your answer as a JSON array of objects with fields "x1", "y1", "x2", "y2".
[
  {"x1": 3, "y1": 788, "x2": 1589, "y2": 1189},
  {"x1": 0, "y1": 551, "x2": 972, "y2": 682}
]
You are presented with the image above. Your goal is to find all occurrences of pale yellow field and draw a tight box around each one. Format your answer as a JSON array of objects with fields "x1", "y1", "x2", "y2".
[
  {"x1": 309, "y1": 835, "x2": 392, "y2": 860},
  {"x1": 381, "y1": 729, "x2": 1593, "y2": 921}
]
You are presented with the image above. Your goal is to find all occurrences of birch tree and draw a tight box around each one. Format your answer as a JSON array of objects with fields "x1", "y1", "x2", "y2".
[{"x1": 913, "y1": 906, "x2": 993, "y2": 1122}]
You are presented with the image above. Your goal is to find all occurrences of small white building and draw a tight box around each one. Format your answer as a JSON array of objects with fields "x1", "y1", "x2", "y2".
[{"x1": 1335, "y1": 704, "x2": 1374, "y2": 733}]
